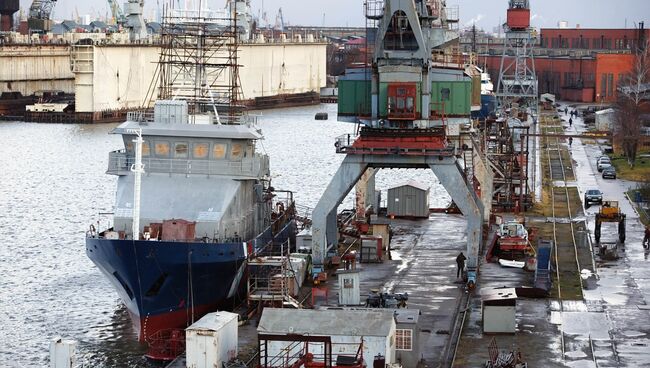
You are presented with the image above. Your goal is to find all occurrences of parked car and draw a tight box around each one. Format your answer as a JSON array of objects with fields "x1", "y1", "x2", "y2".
[
  {"x1": 584, "y1": 189, "x2": 603, "y2": 207},
  {"x1": 602, "y1": 166, "x2": 617, "y2": 179},
  {"x1": 597, "y1": 156, "x2": 611, "y2": 165},
  {"x1": 597, "y1": 160, "x2": 612, "y2": 172}
]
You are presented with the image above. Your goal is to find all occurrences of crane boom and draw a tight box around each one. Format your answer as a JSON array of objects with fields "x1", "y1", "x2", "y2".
[
  {"x1": 28, "y1": 0, "x2": 57, "y2": 32},
  {"x1": 28, "y1": 0, "x2": 56, "y2": 19},
  {"x1": 107, "y1": 0, "x2": 127, "y2": 24}
]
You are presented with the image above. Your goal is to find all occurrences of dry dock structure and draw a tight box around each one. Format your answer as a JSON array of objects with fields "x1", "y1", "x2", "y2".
[{"x1": 1, "y1": 35, "x2": 326, "y2": 122}]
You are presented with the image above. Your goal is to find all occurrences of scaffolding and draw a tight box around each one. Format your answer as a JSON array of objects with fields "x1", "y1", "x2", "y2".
[
  {"x1": 480, "y1": 118, "x2": 531, "y2": 212},
  {"x1": 154, "y1": 5, "x2": 244, "y2": 123},
  {"x1": 248, "y1": 240, "x2": 302, "y2": 310}
]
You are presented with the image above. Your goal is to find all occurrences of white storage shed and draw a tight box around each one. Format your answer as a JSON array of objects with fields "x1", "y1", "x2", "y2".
[{"x1": 186, "y1": 311, "x2": 239, "y2": 368}]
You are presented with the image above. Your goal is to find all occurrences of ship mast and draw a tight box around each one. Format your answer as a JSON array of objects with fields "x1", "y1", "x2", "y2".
[{"x1": 127, "y1": 128, "x2": 144, "y2": 239}]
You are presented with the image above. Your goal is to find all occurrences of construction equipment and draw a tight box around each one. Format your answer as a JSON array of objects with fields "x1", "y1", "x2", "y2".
[
  {"x1": 107, "y1": 0, "x2": 126, "y2": 25},
  {"x1": 594, "y1": 200, "x2": 626, "y2": 243},
  {"x1": 28, "y1": 0, "x2": 57, "y2": 33}
]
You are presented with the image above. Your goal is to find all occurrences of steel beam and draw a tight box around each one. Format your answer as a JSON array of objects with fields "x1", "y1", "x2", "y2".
[
  {"x1": 312, "y1": 154, "x2": 484, "y2": 286},
  {"x1": 312, "y1": 156, "x2": 369, "y2": 265},
  {"x1": 429, "y1": 161, "x2": 483, "y2": 283}
]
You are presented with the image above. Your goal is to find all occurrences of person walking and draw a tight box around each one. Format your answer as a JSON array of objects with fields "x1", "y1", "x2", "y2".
[
  {"x1": 456, "y1": 252, "x2": 466, "y2": 278},
  {"x1": 564, "y1": 106, "x2": 568, "y2": 115},
  {"x1": 644, "y1": 225, "x2": 650, "y2": 249},
  {"x1": 569, "y1": 117, "x2": 573, "y2": 126}
]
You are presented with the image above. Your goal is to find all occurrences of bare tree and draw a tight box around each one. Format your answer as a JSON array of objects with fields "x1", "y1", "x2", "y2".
[{"x1": 614, "y1": 39, "x2": 650, "y2": 167}]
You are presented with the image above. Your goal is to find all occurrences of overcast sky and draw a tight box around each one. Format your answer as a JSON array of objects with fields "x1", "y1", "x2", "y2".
[{"x1": 25, "y1": 0, "x2": 648, "y2": 30}]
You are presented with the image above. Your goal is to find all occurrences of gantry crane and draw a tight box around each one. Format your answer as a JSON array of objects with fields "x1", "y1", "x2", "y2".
[{"x1": 28, "y1": 0, "x2": 57, "y2": 33}]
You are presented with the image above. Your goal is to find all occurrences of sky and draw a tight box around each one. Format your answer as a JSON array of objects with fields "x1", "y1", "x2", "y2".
[{"x1": 20, "y1": 0, "x2": 649, "y2": 30}]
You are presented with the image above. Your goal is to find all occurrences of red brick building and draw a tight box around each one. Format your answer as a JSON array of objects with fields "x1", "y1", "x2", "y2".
[{"x1": 480, "y1": 27, "x2": 648, "y2": 103}]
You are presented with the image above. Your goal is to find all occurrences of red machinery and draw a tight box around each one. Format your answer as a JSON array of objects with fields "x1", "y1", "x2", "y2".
[
  {"x1": 506, "y1": 0, "x2": 530, "y2": 30},
  {"x1": 258, "y1": 334, "x2": 364, "y2": 368}
]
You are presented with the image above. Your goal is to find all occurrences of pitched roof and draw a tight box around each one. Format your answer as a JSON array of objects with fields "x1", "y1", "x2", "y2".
[
  {"x1": 388, "y1": 180, "x2": 430, "y2": 192},
  {"x1": 258, "y1": 308, "x2": 395, "y2": 337}
]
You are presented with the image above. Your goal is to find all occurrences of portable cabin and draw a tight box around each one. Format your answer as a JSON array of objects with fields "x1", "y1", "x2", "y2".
[{"x1": 387, "y1": 181, "x2": 430, "y2": 218}]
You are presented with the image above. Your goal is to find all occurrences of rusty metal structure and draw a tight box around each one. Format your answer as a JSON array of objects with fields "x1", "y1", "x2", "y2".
[
  {"x1": 258, "y1": 334, "x2": 364, "y2": 368},
  {"x1": 480, "y1": 118, "x2": 532, "y2": 212},
  {"x1": 313, "y1": 0, "x2": 490, "y2": 286}
]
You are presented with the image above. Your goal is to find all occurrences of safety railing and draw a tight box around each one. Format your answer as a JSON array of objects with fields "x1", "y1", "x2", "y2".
[{"x1": 107, "y1": 150, "x2": 269, "y2": 178}]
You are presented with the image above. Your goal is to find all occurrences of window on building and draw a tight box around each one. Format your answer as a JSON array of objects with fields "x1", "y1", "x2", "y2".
[
  {"x1": 192, "y1": 143, "x2": 209, "y2": 159},
  {"x1": 608, "y1": 74, "x2": 614, "y2": 97},
  {"x1": 174, "y1": 142, "x2": 188, "y2": 159},
  {"x1": 552, "y1": 38, "x2": 559, "y2": 48},
  {"x1": 601, "y1": 74, "x2": 608, "y2": 98},
  {"x1": 154, "y1": 141, "x2": 170, "y2": 157},
  {"x1": 593, "y1": 38, "x2": 601, "y2": 49},
  {"x1": 343, "y1": 278, "x2": 354, "y2": 288},
  {"x1": 396, "y1": 329, "x2": 413, "y2": 351},
  {"x1": 212, "y1": 143, "x2": 227, "y2": 159},
  {"x1": 441, "y1": 88, "x2": 450, "y2": 101}
]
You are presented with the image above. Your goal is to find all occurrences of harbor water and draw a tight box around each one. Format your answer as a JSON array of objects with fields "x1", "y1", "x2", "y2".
[{"x1": 0, "y1": 104, "x2": 450, "y2": 367}]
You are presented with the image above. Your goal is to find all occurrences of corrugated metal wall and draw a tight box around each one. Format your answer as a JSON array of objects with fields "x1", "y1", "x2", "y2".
[
  {"x1": 387, "y1": 185, "x2": 430, "y2": 218},
  {"x1": 0, "y1": 45, "x2": 74, "y2": 95}
]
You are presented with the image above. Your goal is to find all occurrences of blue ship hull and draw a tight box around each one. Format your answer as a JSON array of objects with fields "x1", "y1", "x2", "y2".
[
  {"x1": 86, "y1": 219, "x2": 296, "y2": 341},
  {"x1": 471, "y1": 93, "x2": 496, "y2": 119}
]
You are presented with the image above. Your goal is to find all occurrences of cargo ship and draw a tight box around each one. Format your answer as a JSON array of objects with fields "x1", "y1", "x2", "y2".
[{"x1": 85, "y1": 7, "x2": 295, "y2": 349}]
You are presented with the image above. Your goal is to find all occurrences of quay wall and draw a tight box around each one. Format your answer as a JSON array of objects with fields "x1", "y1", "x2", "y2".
[{"x1": 0, "y1": 45, "x2": 74, "y2": 95}]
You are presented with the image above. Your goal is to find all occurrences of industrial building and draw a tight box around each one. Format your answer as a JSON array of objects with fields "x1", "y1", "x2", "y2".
[{"x1": 467, "y1": 26, "x2": 648, "y2": 103}]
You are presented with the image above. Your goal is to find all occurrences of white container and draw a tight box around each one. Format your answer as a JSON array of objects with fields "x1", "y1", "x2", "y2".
[
  {"x1": 337, "y1": 269, "x2": 361, "y2": 305},
  {"x1": 186, "y1": 311, "x2": 239, "y2": 368},
  {"x1": 49, "y1": 337, "x2": 76, "y2": 368}
]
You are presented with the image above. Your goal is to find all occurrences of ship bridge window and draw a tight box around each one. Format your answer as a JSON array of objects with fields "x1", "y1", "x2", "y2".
[
  {"x1": 126, "y1": 141, "x2": 150, "y2": 156},
  {"x1": 231, "y1": 143, "x2": 243, "y2": 160},
  {"x1": 154, "y1": 141, "x2": 170, "y2": 157},
  {"x1": 212, "y1": 143, "x2": 227, "y2": 159},
  {"x1": 174, "y1": 142, "x2": 188, "y2": 158},
  {"x1": 142, "y1": 142, "x2": 151, "y2": 157},
  {"x1": 193, "y1": 143, "x2": 209, "y2": 159}
]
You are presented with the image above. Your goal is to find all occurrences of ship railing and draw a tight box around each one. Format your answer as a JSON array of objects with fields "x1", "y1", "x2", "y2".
[
  {"x1": 107, "y1": 150, "x2": 269, "y2": 178},
  {"x1": 127, "y1": 110, "x2": 259, "y2": 126},
  {"x1": 334, "y1": 133, "x2": 457, "y2": 156},
  {"x1": 127, "y1": 110, "x2": 155, "y2": 123}
]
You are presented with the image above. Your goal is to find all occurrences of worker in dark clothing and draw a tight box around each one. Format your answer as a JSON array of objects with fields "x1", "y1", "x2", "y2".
[
  {"x1": 456, "y1": 252, "x2": 466, "y2": 278},
  {"x1": 644, "y1": 226, "x2": 650, "y2": 249},
  {"x1": 568, "y1": 137, "x2": 573, "y2": 146},
  {"x1": 569, "y1": 117, "x2": 573, "y2": 126},
  {"x1": 564, "y1": 107, "x2": 568, "y2": 115}
]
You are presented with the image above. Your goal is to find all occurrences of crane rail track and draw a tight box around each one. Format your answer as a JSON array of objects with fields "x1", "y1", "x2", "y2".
[{"x1": 542, "y1": 116, "x2": 601, "y2": 367}]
